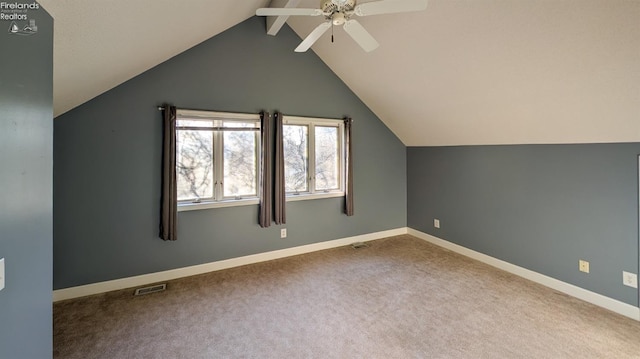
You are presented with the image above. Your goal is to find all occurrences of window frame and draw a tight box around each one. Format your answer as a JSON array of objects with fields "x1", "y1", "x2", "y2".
[
  {"x1": 282, "y1": 115, "x2": 345, "y2": 202},
  {"x1": 176, "y1": 109, "x2": 261, "y2": 212}
]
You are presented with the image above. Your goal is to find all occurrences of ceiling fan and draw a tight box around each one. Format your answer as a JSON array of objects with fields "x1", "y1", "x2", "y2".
[{"x1": 256, "y1": 0, "x2": 428, "y2": 52}]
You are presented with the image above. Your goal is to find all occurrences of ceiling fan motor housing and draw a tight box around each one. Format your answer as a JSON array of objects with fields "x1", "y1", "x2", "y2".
[{"x1": 322, "y1": 0, "x2": 356, "y2": 14}]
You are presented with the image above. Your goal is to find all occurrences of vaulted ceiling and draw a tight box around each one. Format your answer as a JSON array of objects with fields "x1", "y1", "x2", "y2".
[{"x1": 39, "y1": 0, "x2": 640, "y2": 146}]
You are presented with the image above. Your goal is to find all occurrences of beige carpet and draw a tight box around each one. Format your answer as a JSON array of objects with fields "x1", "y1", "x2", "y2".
[{"x1": 54, "y1": 235, "x2": 640, "y2": 358}]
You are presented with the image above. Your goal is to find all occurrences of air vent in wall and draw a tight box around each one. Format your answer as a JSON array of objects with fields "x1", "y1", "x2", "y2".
[{"x1": 134, "y1": 283, "x2": 167, "y2": 296}]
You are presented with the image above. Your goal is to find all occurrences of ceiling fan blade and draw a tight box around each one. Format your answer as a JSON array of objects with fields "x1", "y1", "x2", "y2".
[
  {"x1": 295, "y1": 22, "x2": 332, "y2": 52},
  {"x1": 354, "y1": 0, "x2": 428, "y2": 17},
  {"x1": 343, "y1": 20, "x2": 379, "y2": 52},
  {"x1": 256, "y1": 8, "x2": 323, "y2": 16}
]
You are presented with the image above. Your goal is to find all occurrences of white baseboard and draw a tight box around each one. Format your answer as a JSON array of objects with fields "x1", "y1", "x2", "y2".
[
  {"x1": 55, "y1": 227, "x2": 640, "y2": 321},
  {"x1": 53, "y1": 227, "x2": 409, "y2": 302},
  {"x1": 408, "y1": 228, "x2": 640, "y2": 321}
]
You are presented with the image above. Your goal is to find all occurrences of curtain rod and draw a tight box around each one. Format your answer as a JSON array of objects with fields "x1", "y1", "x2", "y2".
[
  {"x1": 157, "y1": 106, "x2": 260, "y2": 114},
  {"x1": 157, "y1": 106, "x2": 258, "y2": 112}
]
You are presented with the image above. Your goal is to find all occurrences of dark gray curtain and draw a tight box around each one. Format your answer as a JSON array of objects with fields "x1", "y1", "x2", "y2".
[
  {"x1": 160, "y1": 105, "x2": 178, "y2": 240},
  {"x1": 259, "y1": 111, "x2": 272, "y2": 228},
  {"x1": 274, "y1": 112, "x2": 286, "y2": 224},
  {"x1": 344, "y1": 117, "x2": 354, "y2": 216}
]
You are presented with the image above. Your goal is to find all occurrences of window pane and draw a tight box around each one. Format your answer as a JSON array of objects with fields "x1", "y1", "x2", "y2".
[
  {"x1": 283, "y1": 125, "x2": 308, "y2": 193},
  {"x1": 223, "y1": 130, "x2": 257, "y2": 197},
  {"x1": 315, "y1": 126, "x2": 339, "y2": 191},
  {"x1": 223, "y1": 121, "x2": 257, "y2": 129},
  {"x1": 177, "y1": 130, "x2": 214, "y2": 201}
]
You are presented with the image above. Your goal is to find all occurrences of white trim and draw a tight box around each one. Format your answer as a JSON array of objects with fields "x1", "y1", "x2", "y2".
[
  {"x1": 407, "y1": 228, "x2": 640, "y2": 321},
  {"x1": 282, "y1": 115, "x2": 346, "y2": 197},
  {"x1": 177, "y1": 109, "x2": 260, "y2": 121},
  {"x1": 283, "y1": 115, "x2": 342, "y2": 125},
  {"x1": 175, "y1": 109, "x2": 261, "y2": 206},
  {"x1": 286, "y1": 192, "x2": 344, "y2": 202},
  {"x1": 53, "y1": 227, "x2": 409, "y2": 302},
  {"x1": 178, "y1": 198, "x2": 259, "y2": 211}
]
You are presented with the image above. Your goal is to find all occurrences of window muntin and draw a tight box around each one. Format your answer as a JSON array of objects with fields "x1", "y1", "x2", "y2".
[
  {"x1": 176, "y1": 110, "x2": 260, "y2": 207},
  {"x1": 283, "y1": 116, "x2": 344, "y2": 198}
]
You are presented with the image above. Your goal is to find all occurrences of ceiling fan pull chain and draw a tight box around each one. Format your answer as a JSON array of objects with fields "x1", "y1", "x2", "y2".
[{"x1": 331, "y1": 21, "x2": 334, "y2": 43}]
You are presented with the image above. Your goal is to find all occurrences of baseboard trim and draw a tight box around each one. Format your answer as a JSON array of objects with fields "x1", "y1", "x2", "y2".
[
  {"x1": 53, "y1": 227, "x2": 409, "y2": 302},
  {"x1": 56, "y1": 227, "x2": 639, "y2": 320},
  {"x1": 408, "y1": 228, "x2": 640, "y2": 321}
]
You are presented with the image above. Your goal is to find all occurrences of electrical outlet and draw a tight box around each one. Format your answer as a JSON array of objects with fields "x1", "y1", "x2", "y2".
[
  {"x1": 579, "y1": 260, "x2": 589, "y2": 273},
  {"x1": 280, "y1": 228, "x2": 287, "y2": 238},
  {"x1": 623, "y1": 271, "x2": 638, "y2": 288},
  {"x1": 0, "y1": 258, "x2": 4, "y2": 291},
  {"x1": 434, "y1": 219, "x2": 440, "y2": 229}
]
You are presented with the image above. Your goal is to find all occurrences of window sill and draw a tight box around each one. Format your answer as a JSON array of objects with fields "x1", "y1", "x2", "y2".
[
  {"x1": 177, "y1": 192, "x2": 344, "y2": 211},
  {"x1": 286, "y1": 192, "x2": 344, "y2": 202},
  {"x1": 178, "y1": 198, "x2": 259, "y2": 212}
]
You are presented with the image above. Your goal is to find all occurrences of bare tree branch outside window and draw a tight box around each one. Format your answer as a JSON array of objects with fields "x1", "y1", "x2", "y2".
[
  {"x1": 177, "y1": 129, "x2": 214, "y2": 201},
  {"x1": 224, "y1": 130, "x2": 257, "y2": 197},
  {"x1": 283, "y1": 125, "x2": 308, "y2": 193},
  {"x1": 315, "y1": 126, "x2": 339, "y2": 190}
]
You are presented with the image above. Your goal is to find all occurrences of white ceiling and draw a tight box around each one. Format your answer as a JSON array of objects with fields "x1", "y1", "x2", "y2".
[{"x1": 40, "y1": 0, "x2": 640, "y2": 146}]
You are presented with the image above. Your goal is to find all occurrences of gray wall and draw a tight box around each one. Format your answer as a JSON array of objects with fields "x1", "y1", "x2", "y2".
[
  {"x1": 408, "y1": 144, "x2": 640, "y2": 305},
  {"x1": 54, "y1": 17, "x2": 406, "y2": 290},
  {"x1": 0, "y1": 3, "x2": 54, "y2": 358}
]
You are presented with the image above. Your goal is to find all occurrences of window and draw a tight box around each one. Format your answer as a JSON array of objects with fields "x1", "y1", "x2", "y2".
[
  {"x1": 282, "y1": 116, "x2": 345, "y2": 200},
  {"x1": 176, "y1": 110, "x2": 260, "y2": 210}
]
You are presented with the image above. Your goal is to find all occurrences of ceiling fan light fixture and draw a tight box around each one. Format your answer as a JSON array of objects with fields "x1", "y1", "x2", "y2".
[
  {"x1": 332, "y1": 12, "x2": 346, "y2": 25},
  {"x1": 331, "y1": 0, "x2": 350, "y2": 6}
]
